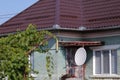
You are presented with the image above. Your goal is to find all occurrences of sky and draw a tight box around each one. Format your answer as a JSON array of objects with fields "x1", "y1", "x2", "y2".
[{"x1": 0, "y1": 0, "x2": 38, "y2": 25}]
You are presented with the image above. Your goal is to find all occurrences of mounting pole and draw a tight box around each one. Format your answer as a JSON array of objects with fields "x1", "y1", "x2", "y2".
[{"x1": 56, "y1": 39, "x2": 58, "y2": 52}]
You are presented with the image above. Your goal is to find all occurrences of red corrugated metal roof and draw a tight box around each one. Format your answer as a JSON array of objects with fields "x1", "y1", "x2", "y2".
[{"x1": 0, "y1": 0, "x2": 120, "y2": 34}]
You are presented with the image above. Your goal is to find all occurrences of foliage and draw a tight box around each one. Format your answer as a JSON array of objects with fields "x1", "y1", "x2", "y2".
[
  {"x1": 46, "y1": 52, "x2": 54, "y2": 79},
  {"x1": 0, "y1": 24, "x2": 55, "y2": 80}
]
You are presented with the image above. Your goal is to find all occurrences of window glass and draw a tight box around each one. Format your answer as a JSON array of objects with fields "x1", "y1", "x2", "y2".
[
  {"x1": 95, "y1": 51, "x2": 101, "y2": 74},
  {"x1": 102, "y1": 50, "x2": 109, "y2": 74},
  {"x1": 111, "y1": 49, "x2": 117, "y2": 74}
]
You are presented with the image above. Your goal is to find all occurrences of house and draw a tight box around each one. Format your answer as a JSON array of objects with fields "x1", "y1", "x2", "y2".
[{"x1": 0, "y1": 0, "x2": 120, "y2": 80}]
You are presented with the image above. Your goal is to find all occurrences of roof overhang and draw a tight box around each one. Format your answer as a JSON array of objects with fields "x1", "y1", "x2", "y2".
[{"x1": 59, "y1": 41, "x2": 103, "y2": 47}]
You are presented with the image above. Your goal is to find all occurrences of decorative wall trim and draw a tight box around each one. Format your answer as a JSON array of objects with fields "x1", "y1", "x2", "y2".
[{"x1": 90, "y1": 44, "x2": 120, "y2": 51}]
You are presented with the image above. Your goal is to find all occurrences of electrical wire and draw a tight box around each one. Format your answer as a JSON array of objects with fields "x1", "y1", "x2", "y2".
[
  {"x1": 0, "y1": 17, "x2": 12, "y2": 19},
  {"x1": 0, "y1": 13, "x2": 18, "y2": 19},
  {"x1": 0, "y1": 13, "x2": 18, "y2": 16}
]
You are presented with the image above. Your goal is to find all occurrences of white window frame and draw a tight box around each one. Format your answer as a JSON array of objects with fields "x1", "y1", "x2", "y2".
[
  {"x1": 29, "y1": 52, "x2": 38, "y2": 78},
  {"x1": 30, "y1": 53, "x2": 34, "y2": 70},
  {"x1": 92, "y1": 45, "x2": 120, "y2": 75}
]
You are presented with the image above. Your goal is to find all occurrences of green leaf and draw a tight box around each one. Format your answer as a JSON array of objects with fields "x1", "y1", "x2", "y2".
[{"x1": 0, "y1": 24, "x2": 55, "y2": 80}]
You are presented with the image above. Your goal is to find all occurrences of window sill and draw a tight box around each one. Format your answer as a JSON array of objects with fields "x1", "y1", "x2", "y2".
[{"x1": 89, "y1": 75, "x2": 120, "y2": 79}]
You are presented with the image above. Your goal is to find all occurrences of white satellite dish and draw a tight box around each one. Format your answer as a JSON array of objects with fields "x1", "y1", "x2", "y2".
[{"x1": 75, "y1": 47, "x2": 87, "y2": 66}]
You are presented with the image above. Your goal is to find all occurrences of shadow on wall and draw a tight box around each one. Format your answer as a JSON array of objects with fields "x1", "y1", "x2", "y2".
[
  {"x1": 85, "y1": 47, "x2": 93, "y2": 64},
  {"x1": 60, "y1": 74, "x2": 71, "y2": 80}
]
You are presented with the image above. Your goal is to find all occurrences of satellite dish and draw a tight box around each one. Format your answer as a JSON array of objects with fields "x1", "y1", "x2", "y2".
[{"x1": 75, "y1": 47, "x2": 87, "y2": 66}]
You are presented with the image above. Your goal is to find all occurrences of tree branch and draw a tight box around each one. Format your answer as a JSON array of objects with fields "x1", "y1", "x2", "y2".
[{"x1": 26, "y1": 36, "x2": 53, "y2": 55}]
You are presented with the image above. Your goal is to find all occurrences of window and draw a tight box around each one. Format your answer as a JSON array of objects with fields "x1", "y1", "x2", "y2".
[
  {"x1": 30, "y1": 53, "x2": 34, "y2": 71},
  {"x1": 93, "y1": 49, "x2": 117, "y2": 75}
]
